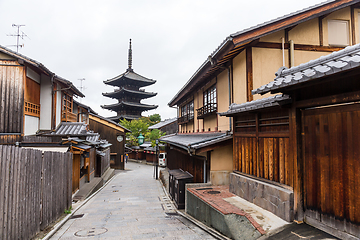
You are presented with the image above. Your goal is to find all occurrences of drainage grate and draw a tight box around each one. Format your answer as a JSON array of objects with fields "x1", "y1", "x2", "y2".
[
  {"x1": 75, "y1": 227, "x2": 108, "y2": 237},
  {"x1": 196, "y1": 187, "x2": 213, "y2": 191},
  {"x1": 206, "y1": 190, "x2": 221, "y2": 194},
  {"x1": 70, "y1": 214, "x2": 84, "y2": 219}
]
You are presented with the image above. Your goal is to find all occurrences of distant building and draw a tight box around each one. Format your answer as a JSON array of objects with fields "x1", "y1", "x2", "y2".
[
  {"x1": 102, "y1": 39, "x2": 158, "y2": 121},
  {"x1": 148, "y1": 117, "x2": 178, "y2": 135}
]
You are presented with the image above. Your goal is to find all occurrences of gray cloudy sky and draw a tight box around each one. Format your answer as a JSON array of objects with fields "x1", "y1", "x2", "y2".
[{"x1": 0, "y1": 0, "x2": 325, "y2": 120}]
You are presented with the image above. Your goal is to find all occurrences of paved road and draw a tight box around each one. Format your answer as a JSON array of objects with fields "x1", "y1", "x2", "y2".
[{"x1": 51, "y1": 162, "x2": 217, "y2": 240}]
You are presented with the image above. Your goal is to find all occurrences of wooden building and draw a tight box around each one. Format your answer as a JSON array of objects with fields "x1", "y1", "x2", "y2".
[
  {"x1": 166, "y1": 0, "x2": 360, "y2": 188},
  {"x1": 102, "y1": 39, "x2": 158, "y2": 121},
  {"x1": 88, "y1": 113, "x2": 130, "y2": 170},
  {"x1": 0, "y1": 45, "x2": 84, "y2": 143},
  {"x1": 221, "y1": 43, "x2": 360, "y2": 239}
]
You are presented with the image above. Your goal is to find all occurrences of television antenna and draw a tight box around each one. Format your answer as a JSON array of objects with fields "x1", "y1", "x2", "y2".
[
  {"x1": 7, "y1": 24, "x2": 29, "y2": 52},
  {"x1": 78, "y1": 78, "x2": 86, "y2": 102}
]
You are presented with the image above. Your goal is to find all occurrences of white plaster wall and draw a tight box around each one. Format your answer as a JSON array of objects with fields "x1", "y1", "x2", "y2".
[
  {"x1": 39, "y1": 74, "x2": 52, "y2": 130},
  {"x1": 24, "y1": 115, "x2": 39, "y2": 135},
  {"x1": 56, "y1": 83, "x2": 62, "y2": 127},
  {"x1": 26, "y1": 67, "x2": 40, "y2": 83}
]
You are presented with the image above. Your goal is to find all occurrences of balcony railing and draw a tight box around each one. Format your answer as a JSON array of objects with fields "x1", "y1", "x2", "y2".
[
  {"x1": 178, "y1": 114, "x2": 194, "y2": 125},
  {"x1": 61, "y1": 111, "x2": 77, "y2": 122},
  {"x1": 197, "y1": 103, "x2": 217, "y2": 119},
  {"x1": 24, "y1": 101, "x2": 40, "y2": 117}
]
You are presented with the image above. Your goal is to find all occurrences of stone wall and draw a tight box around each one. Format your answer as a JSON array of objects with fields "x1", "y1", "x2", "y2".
[{"x1": 229, "y1": 172, "x2": 294, "y2": 222}]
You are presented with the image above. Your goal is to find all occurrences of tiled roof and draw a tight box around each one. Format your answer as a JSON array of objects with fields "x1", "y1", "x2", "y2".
[
  {"x1": 89, "y1": 113, "x2": 131, "y2": 132},
  {"x1": 148, "y1": 118, "x2": 177, "y2": 129},
  {"x1": 101, "y1": 101, "x2": 158, "y2": 110},
  {"x1": 219, "y1": 94, "x2": 291, "y2": 116},
  {"x1": 104, "y1": 70, "x2": 156, "y2": 87},
  {"x1": 160, "y1": 132, "x2": 232, "y2": 153},
  {"x1": 253, "y1": 44, "x2": 360, "y2": 95},
  {"x1": 52, "y1": 122, "x2": 98, "y2": 137},
  {"x1": 103, "y1": 87, "x2": 157, "y2": 99}
]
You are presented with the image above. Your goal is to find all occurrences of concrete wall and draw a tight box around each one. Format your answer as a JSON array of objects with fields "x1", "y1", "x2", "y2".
[{"x1": 229, "y1": 172, "x2": 294, "y2": 222}]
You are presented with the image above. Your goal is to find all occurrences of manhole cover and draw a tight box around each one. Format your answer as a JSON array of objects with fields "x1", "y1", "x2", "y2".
[
  {"x1": 75, "y1": 227, "x2": 108, "y2": 237},
  {"x1": 206, "y1": 190, "x2": 221, "y2": 194},
  {"x1": 196, "y1": 187, "x2": 213, "y2": 191}
]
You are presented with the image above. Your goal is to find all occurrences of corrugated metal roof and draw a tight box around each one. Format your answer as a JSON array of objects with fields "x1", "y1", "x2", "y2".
[
  {"x1": 148, "y1": 118, "x2": 177, "y2": 129},
  {"x1": 252, "y1": 44, "x2": 360, "y2": 95},
  {"x1": 219, "y1": 94, "x2": 291, "y2": 116}
]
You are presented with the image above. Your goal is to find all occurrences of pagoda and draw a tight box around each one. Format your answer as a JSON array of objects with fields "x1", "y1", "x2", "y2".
[{"x1": 102, "y1": 39, "x2": 158, "y2": 121}]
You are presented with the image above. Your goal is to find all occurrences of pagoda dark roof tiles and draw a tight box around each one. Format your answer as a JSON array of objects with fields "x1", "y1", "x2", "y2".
[
  {"x1": 104, "y1": 70, "x2": 156, "y2": 87},
  {"x1": 102, "y1": 87, "x2": 157, "y2": 99},
  {"x1": 101, "y1": 101, "x2": 158, "y2": 111}
]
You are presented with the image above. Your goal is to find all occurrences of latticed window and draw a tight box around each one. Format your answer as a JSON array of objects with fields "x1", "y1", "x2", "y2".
[
  {"x1": 204, "y1": 85, "x2": 216, "y2": 106},
  {"x1": 62, "y1": 93, "x2": 77, "y2": 122},
  {"x1": 63, "y1": 93, "x2": 72, "y2": 113},
  {"x1": 178, "y1": 100, "x2": 194, "y2": 124}
]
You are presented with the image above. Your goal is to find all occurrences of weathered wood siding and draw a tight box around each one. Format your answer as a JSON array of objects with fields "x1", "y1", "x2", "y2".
[
  {"x1": 166, "y1": 146, "x2": 204, "y2": 183},
  {"x1": 303, "y1": 103, "x2": 360, "y2": 236},
  {"x1": 233, "y1": 109, "x2": 292, "y2": 187},
  {"x1": 0, "y1": 60, "x2": 24, "y2": 137},
  {"x1": 0, "y1": 145, "x2": 72, "y2": 240}
]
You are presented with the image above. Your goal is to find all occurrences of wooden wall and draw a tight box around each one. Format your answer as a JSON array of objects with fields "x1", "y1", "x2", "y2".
[
  {"x1": 0, "y1": 145, "x2": 72, "y2": 240},
  {"x1": 89, "y1": 118, "x2": 125, "y2": 170},
  {"x1": 233, "y1": 108, "x2": 292, "y2": 187},
  {"x1": 0, "y1": 61, "x2": 24, "y2": 135},
  {"x1": 303, "y1": 103, "x2": 360, "y2": 236},
  {"x1": 167, "y1": 146, "x2": 204, "y2": 183}
]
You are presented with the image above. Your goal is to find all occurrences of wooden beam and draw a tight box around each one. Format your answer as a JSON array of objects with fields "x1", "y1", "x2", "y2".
[
  {"x1": 254, "y1": 41, "x2": 344, "y2": 52},
  {"x1": 295, "y1": 90, "x2": 360, "y2": 109},
  {"x1": 319, "y1": 16, "x2": 324, "y2": 46},
  {"x1": 351, "y1": 6, "x2": 356, "y2": 45},
  {"x1": 246, "y1": 47, "x2": 253, "y2": 102}
]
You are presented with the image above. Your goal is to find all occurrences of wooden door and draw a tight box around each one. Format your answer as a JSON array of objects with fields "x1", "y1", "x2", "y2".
[
  {"x1": 302, "y1": 103, "x2": 360, "y2": 235},
  {"x1": 72, "y1": 154, "x2": 81, "y2": 193}
]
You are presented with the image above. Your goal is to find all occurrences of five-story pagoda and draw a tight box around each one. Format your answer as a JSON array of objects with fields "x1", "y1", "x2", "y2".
[{"x1": 102, "y1": 39, "x2": 158, "y2": 121}]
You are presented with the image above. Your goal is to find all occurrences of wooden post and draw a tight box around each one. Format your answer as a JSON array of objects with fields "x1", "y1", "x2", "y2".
[{"x1": 289, "y1": 104, "x2": 304, "y2": 222}]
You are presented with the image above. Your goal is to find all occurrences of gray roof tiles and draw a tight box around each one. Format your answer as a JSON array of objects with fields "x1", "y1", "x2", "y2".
[
  {"x1": 219, "y1": 94, "x2": 291, "y2": 116},
  {"x1": 252, "y1": 43, "x2": 360, "y2": 95},
  {"x1": 148, "y1": 118, "x2": 177, "y2": 130}
]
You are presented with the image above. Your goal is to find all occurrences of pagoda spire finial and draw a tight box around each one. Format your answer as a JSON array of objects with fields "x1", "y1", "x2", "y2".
[{"x1": 127, "y1": 39, "x2": 133, "y2": 72}]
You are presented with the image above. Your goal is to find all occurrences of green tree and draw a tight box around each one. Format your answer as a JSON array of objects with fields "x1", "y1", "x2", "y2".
[{"x1": 119, "y1": 115, "x2": 164, "y2": 147}]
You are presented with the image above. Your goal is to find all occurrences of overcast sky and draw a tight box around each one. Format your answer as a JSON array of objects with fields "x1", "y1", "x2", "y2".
[{"x1": 0, "y1": 0, "x2": 325, "y2": 120}]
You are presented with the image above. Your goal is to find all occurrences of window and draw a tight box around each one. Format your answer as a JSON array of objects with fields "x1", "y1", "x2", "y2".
[
  {"x1": 204, "y1": 85, "x2": 216, "y2": 107},
  {"x1": 328, "y1": 20, "x2": 349, "y2": 46},
  {"x1": 178, "y1": 100, "x2": 194, "y2": 124},
  {"x1": 62, "y1": 93, "x2": 77, "y2": 122}
]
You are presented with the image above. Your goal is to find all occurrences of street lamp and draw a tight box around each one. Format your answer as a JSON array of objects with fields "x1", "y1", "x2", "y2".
[
  {"x1": 137, "y1": 133, "x2": 144, "y2": 145},
  {"x1": 155, "y1": 139, "x2": 159, "y2": 180}
]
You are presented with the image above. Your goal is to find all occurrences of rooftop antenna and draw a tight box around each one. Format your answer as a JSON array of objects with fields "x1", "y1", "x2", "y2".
[
  {"x1": 127, "y1": 39, "x2": 133, "y2": 72},
  {"x1": 78, "y1": 78, "x2": 86, "y2": 102},
  {"x1": 7, "y1": 24, "x2": 28, "y2": 52}
]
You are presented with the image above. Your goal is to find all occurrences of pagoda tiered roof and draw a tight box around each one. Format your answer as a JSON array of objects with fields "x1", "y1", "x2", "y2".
[
  {"x1": 102, "y1": 87, "x2": 157, "y2": 99},
  {"x1": 104, "y1": 70, "x2": 156, "y2": 88},
  {"x1": 101, "y1": 101, "x2": 158, "y2": 112}
]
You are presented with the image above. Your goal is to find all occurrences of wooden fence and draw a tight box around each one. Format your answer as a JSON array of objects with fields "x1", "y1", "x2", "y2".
[{"x1": 0, "y1": 145, "x2": 73, "y2": 240}]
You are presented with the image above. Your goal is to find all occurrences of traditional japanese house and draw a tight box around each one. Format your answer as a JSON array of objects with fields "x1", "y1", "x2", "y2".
[
  {"x1": 0, "y1": 45, "x2": 84, "y2": 143},
  {"x1": 148, "y1": 117, "x2": 178, "y2": 135},
  {"x1": 165, "y1": 0, "x2": 360, "y2": 187},
  {"x1": 102, "y1": 39, "x2": 158, "y2": 121},
  {"x1": 88, "y1": 113, "x2": 130, "y2": 170},
  {"x1": 221, "y1": 43, "x2": 360, "y2": 240}
]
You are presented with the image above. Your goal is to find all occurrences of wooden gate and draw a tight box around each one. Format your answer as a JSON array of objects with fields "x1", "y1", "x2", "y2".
[
  {"x1": 302, "y1": 103, "x2": 360, "y2": 236},
  {"x1": 72, "y1": 154, "x2": 81, "y2": 193}
]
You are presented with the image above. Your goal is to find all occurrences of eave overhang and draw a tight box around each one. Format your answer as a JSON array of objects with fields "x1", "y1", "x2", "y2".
[
  {"x1": 101, "y1": 101, "x2": 158, "y2": 111},
  {"x1": 104, "y1": 70, "x2": 156, "y2": 87},
  {"x1": 102, "y1": 87, "x2": 157, "y2": 99}
]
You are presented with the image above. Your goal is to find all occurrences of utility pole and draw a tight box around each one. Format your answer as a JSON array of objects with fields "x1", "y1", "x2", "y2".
[{"x1": 7, "y1": 24, "x2": 28, "y2": 52}]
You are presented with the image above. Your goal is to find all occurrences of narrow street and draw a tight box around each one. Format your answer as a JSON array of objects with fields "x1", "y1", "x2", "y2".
[{"x1": 50, "y1": 162, "x2": 217, "y2": 240}]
